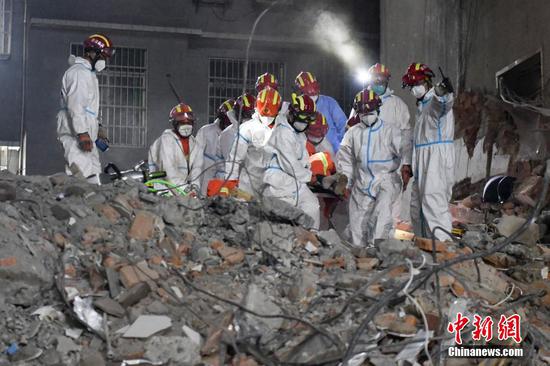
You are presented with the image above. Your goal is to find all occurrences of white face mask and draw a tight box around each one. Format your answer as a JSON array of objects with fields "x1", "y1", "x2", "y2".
[
  {"x1": 259, "y1": 115, "x2": 275, "y2": 126},
  {"x1": 308, "y1": 135, "x2": 324, "y2": 144},
  {"x1": 94, "y1": 59, "x2": 106, "y2": 73},
  {"x1": 411, "y1": 85, "x2": 427, "y2": 99},
  {"x1": 310, "y1": 95, "x2": 319, "y2": 102},
  {"x1": 293, "y1": 121, "x2": 309, "y2": 132},
  {"x1": 360, "y1": 113, "x2": 378, "y2": 127},
  {"x1": 178, "y1": 125, "x2": 193, "y2": 137}
]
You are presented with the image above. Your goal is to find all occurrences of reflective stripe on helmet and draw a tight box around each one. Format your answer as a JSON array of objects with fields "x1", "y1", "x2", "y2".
[
  {"x1": 297, "y1": 75, "x2": 305, "y2": 87},
  {"x1": 307, "y1": 72, "x2": 315, "y2": 82},
  {"x1": 90, "y1": 34, "x2": 111, "y2": 47},
  {"x1": 319, "y1": 152, "x2": 329, "y2": 175},
  {"x1": 273, "y1": 91, "x2": 279, "y2": 105},
  {"x1": 243, "y1": 95, "x2": 251, "y2": 107},
  {"x1": 369, "y1": 90, "x2": 374, "y2": 100},
  {"x1": 415, "y1": 63, "x2": 421, "y2": 71},
  {"x1": 259, "y1": 89, "x2": 267, "y2": 103}
]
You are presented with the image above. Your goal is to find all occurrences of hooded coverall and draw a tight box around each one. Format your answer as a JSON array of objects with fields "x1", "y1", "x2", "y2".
[
  {"x1": 410, "y1": 88, "x2": 455, "y2": 241},
  {"x1": 225, "y1": 113, "x2": 273, "y2": 196},
  {"x1": 56, "y1": 56, "x2": 101, "y2": 182},
  {"x1": 148, "y1": 129, "x2": 204, "y2": 190},
  {"x1": 337, "y1": 119, "x2": 402, "y2": 246},
  {"x1": 263, "y1": 117, "x2": 320, "y2": 229}
]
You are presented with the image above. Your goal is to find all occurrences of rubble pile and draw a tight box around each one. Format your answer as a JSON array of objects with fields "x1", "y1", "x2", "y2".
[{"x1": 0, "y1": 170, "x2": 550, "y2": 365}]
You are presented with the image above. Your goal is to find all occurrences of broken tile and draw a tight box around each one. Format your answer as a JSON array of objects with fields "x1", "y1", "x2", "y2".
[{"x1": 123, "y1": 315, "x2": 172, "y2": 338}]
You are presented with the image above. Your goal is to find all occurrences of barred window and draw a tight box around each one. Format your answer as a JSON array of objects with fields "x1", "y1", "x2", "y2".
[
  {"x1": 0, "y1": 0, "x2": 12, "y2": 59},
  {"x1": 0, "y1": 141, "x2": 19, "y2": 173},
  {"x1": 71, "y1": 44, "x2": 148, "y2": 147},
  {"x1": 208, "y1": 57, "x2": 285, "y2": 122}
]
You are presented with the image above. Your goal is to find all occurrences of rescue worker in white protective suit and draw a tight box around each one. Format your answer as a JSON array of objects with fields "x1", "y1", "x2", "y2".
[
  {"x1": 56, "y1": 34, "x2": 114, "y2": 183},
  {"x1": 148, "y1": 103, "x2": 204, "y2": 194},
  {"x1": 349, "y1": 63, "x2": 413, "y2": 222},
  {"x1": 337, "y1": 90, "x2": 402, "y2": 247},
  {"x1": 196, "y1": 98, "x2": 236, "y2": 195},
  {"x1": 225, "y1": 87, "x2": 280, "y2": 196},
  {"x1": 264, "y1": 93, "x2": 321, "y2": 229},
  {"x1": 402, "y1": 63, "x2": 455, "y2": 241},
  {"x1": 216, "y1": 93, "x2": 256, "y2": 178}
]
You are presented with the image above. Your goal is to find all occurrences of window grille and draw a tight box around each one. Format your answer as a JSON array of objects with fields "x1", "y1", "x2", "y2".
[
  {"x1": 208, "y1": 57, "x2": 285, "y2": 122},
  {"x1": 71, "y1": 44, "x2": 148, "y2": 147},
  {"x1": 0, "y1": 0, "x2": 12, "y2": 59},
  {"x1": 0, "y1": 141, "x2": 19, "y2": 173}
]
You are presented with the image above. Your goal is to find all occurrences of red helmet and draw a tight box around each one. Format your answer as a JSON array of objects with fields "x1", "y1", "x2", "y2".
[
  {"x1": 289, "y1": 93, "x2": 317, "y2": 123},
  {"x1": 294, "y1": 71, "x2": 320, "y2": 96},
  {"x1": 307, "y1": 112, "x2": 329, "y2": 139},
  {"x1": 234, "y1": 93, "x2": 256, "y2": 120},
  {"x1": 83, "y1": 34, "x2": 115, "y2": 58},
  {"x1": 368, "y1": 63, "x2": 391, "y2": 83},
  {"x1": 256, "y1": 87, "x2": 282, "y2": 117},
  {"x1": 402, "y1": 63, "x2": 435, "y2": 88},
  {"x1": 169, "y1": 103, "x2": 195, "y2": 125},
  {"x1": 255, "y1": 72, "x2": 278, "y2": 92},
  {"x1": 353, "y1": 89, "x2": 382, "y2": 114}
]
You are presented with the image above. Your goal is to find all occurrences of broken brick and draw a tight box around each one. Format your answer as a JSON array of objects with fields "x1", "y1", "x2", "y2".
[
  {"x1": 323, "y1": 256, "x2": 345, "y2": 269},
  {"x1": 128, "y1": 210, "x2": 158, "y2": 241},
  {"x1": 294, "y1": 227, "x2": 321, "y2": 247},
  {"x1": 356, "y1": 257, "x2": 380, "y2": 271},
  {"x1": 52, "y1": 233, "x2": 68, "y2": 248},
  {"x1": 96, "y1": 204, "x2": 121, "y2": 224},
  {"x1": 209, "y1": 240, "x2": 225, "y2": 251},
  {"x1": 0, "y1": 257, "x2": 17, "y2": 267},
  {"x1": 82, "y1": 226, "x2": 108, "y2": 246},
  {"x1": 232, "y1": 355, "x2": 259, "y2": 366},
  {"x1": 437, "y1": 273, "x2": 455, "y2": 287},
  {"x1": 119, "y1": 266, "x2": 142, "y2": 288},
  {"x1": 217, "y1": 246, "x2": 245, "y2": 265},
  {"x1": 415, "y1": 237, "x2": 449, "y2": 252},
  {"x1": 149, "y1": 256, "x2": 164, "y2": 266}
]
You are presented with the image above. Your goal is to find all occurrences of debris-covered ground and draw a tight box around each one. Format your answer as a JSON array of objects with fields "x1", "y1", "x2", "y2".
[{"x1": 1, "y1": 169, "x2": 550, "y2": 366}]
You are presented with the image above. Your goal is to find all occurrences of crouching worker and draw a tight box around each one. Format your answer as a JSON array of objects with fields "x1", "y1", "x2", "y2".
[
  {"x1": 264, "y1": 94, "x2": 320, "y2": 229},
  {"x1": 337, "y1": 90, "x2": 402, "y2": 247},
  {"x1": 226, "y1": 87, "x2": 280, "y2": 196},
  {"x1": 148, "y1": 103, "x2": 204, "y2": 195}
]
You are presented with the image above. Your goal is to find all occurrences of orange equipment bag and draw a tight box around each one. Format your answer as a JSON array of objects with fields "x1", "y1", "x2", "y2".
[
  {"x1": 309, "y1": 152, "x2": 336, "y2": 177},
  {"x1": 207, "y1": 179, "x2": 239, "y2": 197}
]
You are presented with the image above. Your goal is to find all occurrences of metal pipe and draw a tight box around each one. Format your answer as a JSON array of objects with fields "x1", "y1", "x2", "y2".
[{"x1": 18, "y1": 0, "x2": 28, "y2": 175}]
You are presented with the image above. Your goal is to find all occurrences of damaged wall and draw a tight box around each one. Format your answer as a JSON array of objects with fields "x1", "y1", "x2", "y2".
[{"x1": 381, "y1": 0, "x2": 550, "y2": 191}]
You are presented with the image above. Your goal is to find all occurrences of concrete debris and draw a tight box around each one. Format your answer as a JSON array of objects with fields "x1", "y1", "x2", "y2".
[
  {"x1": 123, "y1": 315, "x2": 172, "y2": 338},
  {"x1": 1, "y1": 171, "x2": 550, "y2": 365}
]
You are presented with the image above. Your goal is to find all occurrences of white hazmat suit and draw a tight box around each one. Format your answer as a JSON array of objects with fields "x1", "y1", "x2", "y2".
[
  {"x1": 410, "y1": 88, "x2": 455, "y2": 241},
  {"x1": 337, "y1": 118, "x2": 402, "y2": 246},
  {"x1": 225, "y1": 113, "x2": 272, "y2": 195},
  {"x1": 215, "y1": 111, "x2": 248, "y2": 179},
  {"x1": 195, "y1": 119, "x2": 224, "y2": 195},
  {"x1": 349, "y1": 88, "x2": 412, "y2": 221},
  {"x1": 148, "y1": 129, "x2": 204, "y2": 190},
  {"x1": 263, "y1": 117, "x2": 320, "y2": 229},
  {"x1": 56, "y1": 56, "x2": 101, "y2": 182}
]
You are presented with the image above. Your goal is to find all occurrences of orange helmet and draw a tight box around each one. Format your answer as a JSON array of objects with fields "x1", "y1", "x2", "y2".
[
  {"x1": 255, "y1": 72, "x2": 278, "y2": 92},
  {"x1": 402, "y1": 63, "x2": 435, "y2": 88},
  {"x1": 294, "y1": 71, "x2": 320, "y2": 96},
  {"x1": 256, "y1": 86, "x2": 282, "y2": 117},
  {"x1": 169, "y1": 103, "x2": 195, "y2": 125},
  {"x1": 367, "y1": 63, "x2": 391, "y2": 83},
  {"x1": 353, "y1": 89, "x2": 382, "y2": 114},
  {"x1": 84, "y1": 34, "x2": 115, "y2": 58},
  {"x1": 309, "y1": 152, "x2": 336, "y2": 177},
  {"x1": 307, "y1": 112, "x2": 329, "y2": 139}
]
